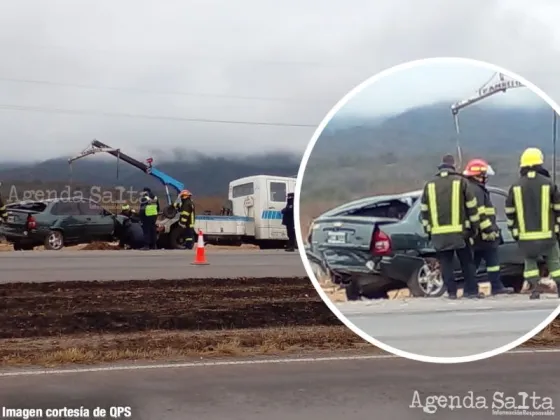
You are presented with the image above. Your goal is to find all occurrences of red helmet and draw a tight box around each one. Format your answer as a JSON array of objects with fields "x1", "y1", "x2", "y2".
[
  {"x1": 463, "y1": 159, "x2": 495, "y2": 177},
  {"x1": 179, "y1": 189, "x2": 192, "y2": 198}
]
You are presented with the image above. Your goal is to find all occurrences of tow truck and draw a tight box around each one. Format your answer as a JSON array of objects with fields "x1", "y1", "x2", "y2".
[{"x1": 68, "y1": 140, "x2": 296, "y2": 249}]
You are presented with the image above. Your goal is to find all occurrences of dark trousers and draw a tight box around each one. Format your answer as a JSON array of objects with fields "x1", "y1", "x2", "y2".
[
  {"x1": 286, "y1": 224, "x2": 296, "y2": 249},
  {"x1": 437, "y1": 244, "x2": 476, "y2": 296},
  {"x1": 184, "y1": 227, "x2": 195, "y2": 249},
  {"x1": 141, "y1": 217, "x2": 158, "y2": 249},
  {"x1": 473, "y1": 247, "x2": 504, "y2": 291}
]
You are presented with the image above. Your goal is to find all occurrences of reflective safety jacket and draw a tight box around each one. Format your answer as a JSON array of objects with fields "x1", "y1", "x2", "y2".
[
  {"x1": 179, "y1": 198, "x2": 195, "y2": 229},
  {"x1": 468, "y1": 179, "x2": 501, "y2": 249},
  {"x1": 505, "y1": 168, "x2": 560, "y2": 258},
  {"x1": 0, "y1": 195, "x2": 7, "y2": 221},
  {"x1": 140, "y1": 194, "x2": 159, "y2": 218},
  {"x1": 420, "y1": 167, "x2": 480, "y2": 251}
]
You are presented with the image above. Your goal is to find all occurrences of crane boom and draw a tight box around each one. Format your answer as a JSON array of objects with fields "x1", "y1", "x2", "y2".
[
  {"x1": 449, "y1": 73, "x2": 526, "y2": 168},
  {"x1": 68, "y1": 139, "x2": 185, "y2": 205}
]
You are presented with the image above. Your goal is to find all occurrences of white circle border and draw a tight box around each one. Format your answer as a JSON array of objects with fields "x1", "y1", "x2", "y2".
[{"x1": 294, "y1": 56, "x2": 560, "y2": 364}]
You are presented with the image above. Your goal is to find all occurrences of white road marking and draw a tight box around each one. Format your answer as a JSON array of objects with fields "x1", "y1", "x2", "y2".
[{"x1": 1, "y1": 348, "x2": 559, "y2": 378}]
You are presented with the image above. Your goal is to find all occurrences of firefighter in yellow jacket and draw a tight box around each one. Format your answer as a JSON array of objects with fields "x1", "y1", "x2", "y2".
[
  {"x1": 505, "y1": 147, "x2": 560, "y2": 300},
  {"x1": 178, "y1": 189, "x2": 196, "y2": 249},
  {"x1": 420, "y1": 154, "x2": 481, "y2": 299}
]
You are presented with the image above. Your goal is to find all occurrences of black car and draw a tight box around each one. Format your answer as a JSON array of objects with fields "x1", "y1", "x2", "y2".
[
  {"x1": 306, "y1": 186, "x2": 528, "y2": 300},
  {"x1": 1, "y1": 198, "x2": 126, "y2": 250}
]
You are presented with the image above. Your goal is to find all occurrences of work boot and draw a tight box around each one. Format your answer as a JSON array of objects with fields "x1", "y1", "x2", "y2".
[{"x1": 492, "y1": 286, "x2": 514, "y2": 296}]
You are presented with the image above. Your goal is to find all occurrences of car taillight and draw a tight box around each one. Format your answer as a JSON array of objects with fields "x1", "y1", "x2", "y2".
[
  {"x1": 371, "y1": 228, "x2": 392, "y2": 256},
  {"x1": 27, "y1": 215, "x2": 37, "y2": 230}
]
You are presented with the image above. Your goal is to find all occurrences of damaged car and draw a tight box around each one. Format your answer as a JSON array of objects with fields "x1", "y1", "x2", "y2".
[
  {"x1": 306, "y1": 187, "x2": 526, "y2": 300},
  {"x1": 1, "y1": 198, "x2": 126, "y2": 250}
]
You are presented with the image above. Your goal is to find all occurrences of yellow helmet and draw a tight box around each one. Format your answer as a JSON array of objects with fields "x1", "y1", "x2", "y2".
[{"x1": 520, "y1": 147, "x2": 544, "y2": 168}]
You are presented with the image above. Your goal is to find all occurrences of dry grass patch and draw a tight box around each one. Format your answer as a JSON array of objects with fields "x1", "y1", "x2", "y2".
[{"x1": 0, "y1": 326, "x2": 375, "y2": 367}]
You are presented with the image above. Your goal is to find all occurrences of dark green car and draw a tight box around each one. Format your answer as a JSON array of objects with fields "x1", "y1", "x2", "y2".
[
  {"x1": 0, "y1": 198, "x2": 126, "y2": 250},
  {"x1": 306, "y1": 186, "x2": 528, "y2": 300}
]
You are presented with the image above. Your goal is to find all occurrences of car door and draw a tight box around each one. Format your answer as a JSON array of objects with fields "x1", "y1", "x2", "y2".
[
  {"x1": 51, "y1": 200, "x2": 85, "y2": 241},
  {"x1": 78, "y1": 200, "x2": 115, "y2": 239}
]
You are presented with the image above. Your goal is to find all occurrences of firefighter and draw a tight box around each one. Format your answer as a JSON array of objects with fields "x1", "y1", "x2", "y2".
[
  {"x1": 139, "y1": 187, "x2": 159, "y2": 250},
  {"x1": 281, "y1": 192, "x2": 296, "y2": 252},
  {"x1": 505, "y1": 147, "x2": 560, "y2": 300},
  {"x1": 420, "y1": 154, "x2": 481, "y2": 299},
  {"x1": 178, "y1": 189, "x2": 196, "y2": 249},
  {"x1": 463, "y1": 159, "x2": 514, "y2": 295}
]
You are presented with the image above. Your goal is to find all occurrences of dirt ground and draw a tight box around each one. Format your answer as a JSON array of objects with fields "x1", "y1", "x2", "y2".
[
  {"x1": 0, "y1": 277, "x2": 339, "y2": 339},
  {"x1": 1, "y1": 277, "x2": 559, "y2": 367}
]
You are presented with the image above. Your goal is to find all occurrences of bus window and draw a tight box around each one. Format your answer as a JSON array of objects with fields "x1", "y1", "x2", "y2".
[
  {"x1": 232, "y1": 182, "x2": 254, "y2": 198},
  {"x1": 270, "y1": 182, "x2": 287, "y2": 202}
]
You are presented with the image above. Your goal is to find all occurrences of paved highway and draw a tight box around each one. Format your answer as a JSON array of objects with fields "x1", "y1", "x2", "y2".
[
  {"x1": 0, "y1": 351, "x2": 558, "y2": 419},
  {"x1": 0, "y1": 249, "x2": 306, "y2": 282},
  {"x1": 337, "y1": 296, "x2": 560, "y2": 358}
]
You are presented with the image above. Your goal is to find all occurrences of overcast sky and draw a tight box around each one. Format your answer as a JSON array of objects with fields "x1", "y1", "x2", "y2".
[
  {"x1": 336, "y1": 61, "x2": 546, "y2": 118},
  {"x1": 0, "y1": 0, "x2": 559, "y2": 162}
]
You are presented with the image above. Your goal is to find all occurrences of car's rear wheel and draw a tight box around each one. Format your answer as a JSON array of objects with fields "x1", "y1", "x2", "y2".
[
  {"x1": 44, "y1": 230, "x2": 64, "y2": 251},
  {"x1": 407, "y1": 257, "x2": 447, "y2": 297}
]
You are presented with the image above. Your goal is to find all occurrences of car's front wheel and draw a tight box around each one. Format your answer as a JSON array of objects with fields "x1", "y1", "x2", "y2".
[
  {"x1": 44, "y1": 230, "x2": 64, "y2": 251},
  {"x1": 407, "y1": 257, "x2": 447, "y2": 297}
]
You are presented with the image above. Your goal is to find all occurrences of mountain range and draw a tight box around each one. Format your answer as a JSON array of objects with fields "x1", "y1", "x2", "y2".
[
  {"x1": 0, "y1": 102, "x2": 556, "y2": 202},
  {"x1": 313, "y1": 102, "x2": 556, "y2": 159},
  {"x1": 0, "y1": 152, "x2": 301, "y2": 198}
]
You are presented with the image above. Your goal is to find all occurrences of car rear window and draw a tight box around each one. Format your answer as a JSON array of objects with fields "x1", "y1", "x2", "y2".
[
  {"x1": 6, "y1": 202, "x2": 48, "y2": 212},
  {"x1": 346, "y1": 196, "x2": 419, "y2": 220}
]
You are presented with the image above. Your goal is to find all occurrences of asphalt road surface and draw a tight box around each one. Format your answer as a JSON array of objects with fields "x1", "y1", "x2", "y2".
[
  {"x1": 0, "y1": 249, "x2": 306, "y2": 282},
  {"x1": 337, "y1": 296, "x2": 560, "y2": 358},
  {"x1": 1, "y1": 351, "x2": 559, "y2": 419}
]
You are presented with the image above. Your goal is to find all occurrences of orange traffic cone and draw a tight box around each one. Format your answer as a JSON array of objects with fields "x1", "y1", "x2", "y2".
[{"x1": 191, "y1": 229, "x2": 209, "y2": 265}]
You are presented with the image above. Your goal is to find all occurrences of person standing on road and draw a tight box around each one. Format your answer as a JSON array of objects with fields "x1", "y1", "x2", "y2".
[
  {"x1": 505, "y1": 147, "x2": 560, "y2": 300},
  {"x1": 178, "y1": 189, "x2": 196, "y2": 250},
  {"x1": 420, "y1": 154, "x2": 482, "y2": 299},
  {"x1": 282, "y1": 192, "x2": 296, "y2": 252},
  {"x1": 462, "y1": 159, "x2": 514, "y2": 296},
  {"x1": 139, "y1": 187, "x2": 159, "y2": 250}
]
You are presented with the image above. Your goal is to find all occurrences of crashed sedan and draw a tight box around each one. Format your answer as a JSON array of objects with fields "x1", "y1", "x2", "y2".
[
  {"x1": 1, "y1": 198, "x2": 127, "y2": 250},
  {"x1": 306, "y1": 187, "x2": 527, "y2": 300}
]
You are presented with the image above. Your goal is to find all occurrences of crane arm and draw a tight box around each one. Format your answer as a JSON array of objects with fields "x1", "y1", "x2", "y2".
[
  {"x1": 451, "y1": 77, "x2": 525, "y2": 116},
  {"x1": 91, "y1": 140, "x2": 149, "y2": 171},
  {"x1": 449, "y1": 73, "x2": 526, "y2": 168},
  {"x1": 68, "y1": 140, "x2": 185, "y2": 205}
]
